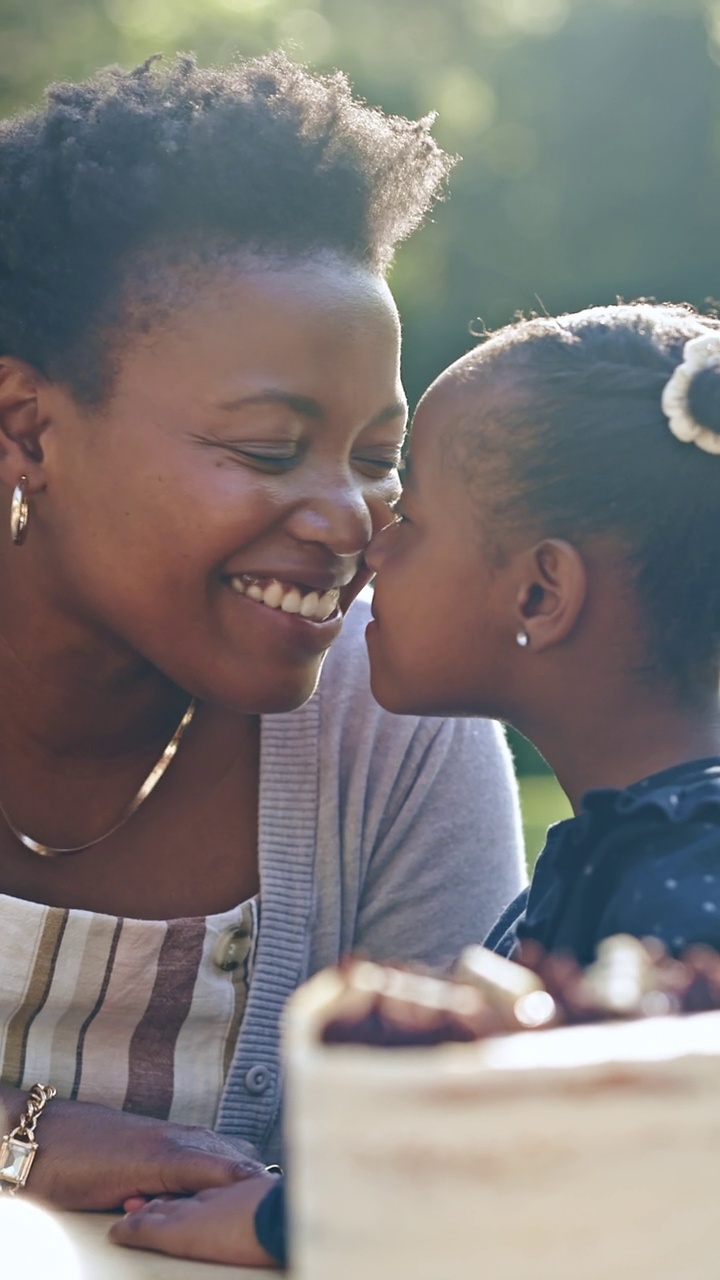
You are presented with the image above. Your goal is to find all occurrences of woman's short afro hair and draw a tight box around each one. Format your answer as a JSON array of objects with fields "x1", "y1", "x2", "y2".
[{"x1": 0, "y1": 51, "x2": 453, "y2": 400}]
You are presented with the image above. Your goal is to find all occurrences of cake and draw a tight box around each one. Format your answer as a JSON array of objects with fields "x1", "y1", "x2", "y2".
[{"x1": 285, "y1": 944, "x2": 720, "y2": 1280}]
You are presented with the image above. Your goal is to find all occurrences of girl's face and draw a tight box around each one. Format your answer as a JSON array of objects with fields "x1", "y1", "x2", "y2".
[
  {"x1": 366, "y1": 365, "x2": 517, "y2": 718},
  {"x1": 25, "y1": 258, "x2": 407, "y2": 711}
]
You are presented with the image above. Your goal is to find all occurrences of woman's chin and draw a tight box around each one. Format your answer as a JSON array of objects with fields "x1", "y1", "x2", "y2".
[
  {"x1": 251, "y1": 671, "x2": 325, "y2": 714},
  {"x1": 219, "y1": 669, "x2": 326, "y2": 715},
  {"x1": 163, "y1": 651, "x2": 328, "y2": 716}
]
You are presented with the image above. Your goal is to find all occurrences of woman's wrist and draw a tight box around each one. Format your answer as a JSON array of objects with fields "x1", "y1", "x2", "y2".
[{"x1": 0, "y1": 1083, "x2": 57, "y2": 1195}]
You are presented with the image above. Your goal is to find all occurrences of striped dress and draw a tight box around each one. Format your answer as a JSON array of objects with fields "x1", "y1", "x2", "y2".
[{"x1": 0, "y1": 892, "x2": 258, "y2": 1127}]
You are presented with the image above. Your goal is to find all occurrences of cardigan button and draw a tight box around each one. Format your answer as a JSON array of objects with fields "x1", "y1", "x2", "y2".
[
  {"x1": 244, "y1": 1065, "x2": 271, "y2": 1096},
  {"x1": 212, "y1": 926, "x2": 249, "y2": 973}
]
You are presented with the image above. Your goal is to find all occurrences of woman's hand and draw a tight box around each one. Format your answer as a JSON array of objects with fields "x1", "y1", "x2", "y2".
[
  {"x1": 110, "y1": 1176, "x2": 279, "y2": 1268},
  {"x1": 0, "y1": 1086, "x2": 262, "y2": 1211}
]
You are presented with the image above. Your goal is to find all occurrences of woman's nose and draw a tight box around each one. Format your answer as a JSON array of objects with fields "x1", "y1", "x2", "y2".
[{"x1": 286, "y1": 483, "x2": 374, "y2": 556}]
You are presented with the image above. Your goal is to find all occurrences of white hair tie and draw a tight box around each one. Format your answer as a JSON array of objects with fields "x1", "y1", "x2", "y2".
[{"x1": 661, "y1": 331, "x2": 720, "y2": 455}]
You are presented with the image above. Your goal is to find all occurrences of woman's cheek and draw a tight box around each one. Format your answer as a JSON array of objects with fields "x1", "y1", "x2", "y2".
[{"x1": 369, "y1": 478, "x2": 402, "y2": 527}]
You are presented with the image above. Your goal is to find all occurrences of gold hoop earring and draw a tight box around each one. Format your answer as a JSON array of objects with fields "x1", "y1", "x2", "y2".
[{"x1": 10, "y1": 476, "x2": 29, "y2": 546}]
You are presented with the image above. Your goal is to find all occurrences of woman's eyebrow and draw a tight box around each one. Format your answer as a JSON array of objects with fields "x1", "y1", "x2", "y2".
[
  {"x1": 215, "y1": 391, "x2": 325, "y2": 420},
  {"x1": 214, "y1": 392, "x2": 408, "y2": 428},
  {"x1": 369, "y1": 401, "x2": 408, "y2": 428}
]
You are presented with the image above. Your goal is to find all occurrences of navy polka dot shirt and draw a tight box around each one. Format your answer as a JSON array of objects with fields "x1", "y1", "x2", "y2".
[{"x1": 485, "y1": 758, "x2": 720, "y2": 965}]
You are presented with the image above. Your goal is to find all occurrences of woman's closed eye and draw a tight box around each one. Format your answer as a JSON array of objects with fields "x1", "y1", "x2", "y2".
[
  {"x1": 229, "y1": 445, "x2": 301, "y2": 472},
  {"x1": 194, "y1": 434, "x2": 303, "y2": 472},
  {"x1": 352, "y1": 448, "x2": 403, "y2": 479}
]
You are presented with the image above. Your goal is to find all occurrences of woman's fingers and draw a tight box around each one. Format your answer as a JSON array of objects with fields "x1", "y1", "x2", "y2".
[{"x1": 149, "y1": 1146, "x2": 262, "y2": 1198}]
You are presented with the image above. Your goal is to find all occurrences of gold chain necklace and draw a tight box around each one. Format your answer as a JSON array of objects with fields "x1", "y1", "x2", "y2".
[{"x1": 0, "y1": 698, "x2": 197, "y2": 858}]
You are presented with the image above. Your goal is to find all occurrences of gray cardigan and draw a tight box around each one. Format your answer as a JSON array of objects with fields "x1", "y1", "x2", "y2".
[{"x1": 216, "y1": 596, "x2": 525, "y2": 1161}]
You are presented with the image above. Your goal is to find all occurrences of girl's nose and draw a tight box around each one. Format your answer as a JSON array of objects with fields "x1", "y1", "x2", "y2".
[{"x1": 365, "y1": 518, "x2": 396, "y2": 572}]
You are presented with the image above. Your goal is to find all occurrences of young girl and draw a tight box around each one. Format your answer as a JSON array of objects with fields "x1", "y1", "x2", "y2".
[{"x1": 112, "y1": 301, "x2": 720, "y2": 1267}]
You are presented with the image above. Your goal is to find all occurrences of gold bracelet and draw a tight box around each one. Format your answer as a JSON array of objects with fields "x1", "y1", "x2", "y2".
[{"x1": 0, "y1": 1083, "x2": 57, "y2": 1195}]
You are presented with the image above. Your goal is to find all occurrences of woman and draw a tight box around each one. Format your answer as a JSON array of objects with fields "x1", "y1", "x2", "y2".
[{"x1": 0, "y1": 54, "x2": 523, "y2": 1208}]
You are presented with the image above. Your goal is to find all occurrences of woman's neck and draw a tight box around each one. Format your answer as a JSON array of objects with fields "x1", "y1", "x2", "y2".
[{"x1": 0, "y1": 600, "x2": 187, "y2": 763}]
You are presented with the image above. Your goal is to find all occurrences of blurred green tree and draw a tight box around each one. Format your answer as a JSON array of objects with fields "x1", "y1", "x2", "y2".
[
  {"x1": 1, "y1": 0, "x2": 717, "y2": 775},
  {"x1": 1, "y1": 0, "x2": 717, "y2": 400}
]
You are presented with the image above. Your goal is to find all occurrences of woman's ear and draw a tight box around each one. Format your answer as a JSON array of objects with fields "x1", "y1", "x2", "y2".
[
  {"x1": 515, "y1": 539, "x2": 586, "y2": 652},
  {"x1": 0, "y1": 359, "x2": 50, "y2": 491}
]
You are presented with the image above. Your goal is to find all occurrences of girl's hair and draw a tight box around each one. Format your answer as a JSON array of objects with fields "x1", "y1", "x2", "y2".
[
  {"x1": 454, "y1": 302, "x2": 720, "y2": 690},
  {"x1": 0, "y1": 52, "x2": 452, "y2": 401}
]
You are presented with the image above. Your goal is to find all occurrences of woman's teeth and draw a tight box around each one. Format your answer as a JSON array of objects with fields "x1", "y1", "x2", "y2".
[{"x1": 229, "y1": 575, "x2": 339, "y2": 622}]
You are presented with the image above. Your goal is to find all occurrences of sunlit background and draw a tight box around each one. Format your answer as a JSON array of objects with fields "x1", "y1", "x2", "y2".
[{"x1": 1, "y1": 0, "x2": 716, "y2": 859}]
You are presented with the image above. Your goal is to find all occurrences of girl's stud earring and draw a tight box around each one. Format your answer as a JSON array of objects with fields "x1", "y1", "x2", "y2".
[
  {"x1": 516, "y1": 630, "x2": 529, "y2": 648},
  {"x1": 10, "y1": 475, "x2": 29, "y2": 546}
]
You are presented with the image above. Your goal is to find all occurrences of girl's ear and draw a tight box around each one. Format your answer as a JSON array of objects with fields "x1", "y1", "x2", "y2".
[
  {"x1": 515, "y1": 539, "x2": 586, "y2": 652},
  {"x1": 0, "y1": 359, "x2": 50, "y2": 492}
]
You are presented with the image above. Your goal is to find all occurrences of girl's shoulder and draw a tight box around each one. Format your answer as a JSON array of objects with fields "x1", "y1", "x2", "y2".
[
  {"x1": 583, "y1": 757, "x2": 720, "y2": 831},
  {"x1": 577, "y1": 758, "x2": 720, "y2": 956},
  {"x1": 516, "y1": 759, "x2": 720, "y2": 963}
]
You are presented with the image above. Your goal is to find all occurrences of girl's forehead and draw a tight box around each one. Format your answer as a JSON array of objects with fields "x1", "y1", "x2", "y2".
[{"x1": 414, "y1": 363, "x2": 484, "y2": 439}]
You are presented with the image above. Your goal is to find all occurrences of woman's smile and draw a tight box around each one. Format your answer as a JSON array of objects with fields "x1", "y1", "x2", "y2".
[
  {"x1": 228, "y1": 575, "x2": 341, "y2": 623},
  {"x1": 224, "y1": 557, "x2": 362, "y2": 623},
  {"x1": 222, "y1": 563, "x2": 372, "y2": 653}
]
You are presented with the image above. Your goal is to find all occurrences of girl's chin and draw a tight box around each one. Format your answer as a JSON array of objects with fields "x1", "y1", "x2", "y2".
[
  {"x1": 366, "y1": 650, "x2": 414, "y2": 716},
  {"x1": 369, "y1": 684, "x2": 419, "y2": 717}
]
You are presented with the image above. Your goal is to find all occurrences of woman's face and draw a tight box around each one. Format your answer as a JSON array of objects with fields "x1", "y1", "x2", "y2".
[
  {"x1": 365, "y1": 365, "x2": 517, "y2": 718},
  {"x1": 33, "y1": 258, "x2": 407, "y2": 711}
]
